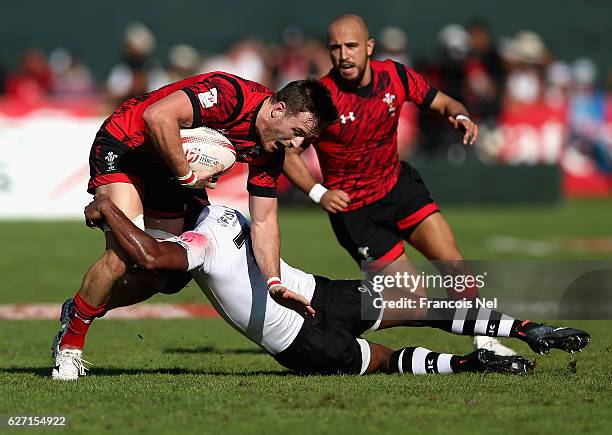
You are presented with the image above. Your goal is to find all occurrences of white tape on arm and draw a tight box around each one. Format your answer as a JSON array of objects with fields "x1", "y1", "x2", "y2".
[
  {"x1": 455, "y1": 114, "x2": 471, "y2": 123},
  {"x1": 308, "y1": 183, "x2": 328, "y2": 204},
  {"x1": 177, "y1": 169, "x2": 198, "y2": 187}
]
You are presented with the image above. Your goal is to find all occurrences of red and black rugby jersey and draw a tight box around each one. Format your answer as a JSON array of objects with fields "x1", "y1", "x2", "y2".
[
  {"x1": 102, "y1": 72, "x2": 281, "y2": 197},
  {"x1": 314, "y1": 60, "x2": 438, "y2": 210}
]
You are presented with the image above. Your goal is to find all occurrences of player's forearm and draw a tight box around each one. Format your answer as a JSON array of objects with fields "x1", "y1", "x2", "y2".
[
  {"x1": 443, "y1": 99, "x2": 470, "y2": 118},
  {"x1": 143, "y1": 112, "x2": 191, "y2": 178},
  {"x1": 98, "y1": 200, "x2": 164, "y2": 269},
  {"x1": 430, "y1": 92, "x2": 470, "y2": 118},
  {"x1": 283, "y1": 151, "x2": 318, "y2": 194},
  {"x1": 249, "y1": 196, "x2": 281, "y2": 280},
  {"x1": 97, "y1": 200, "x2": 188, "y2": 271},
  {"x1": 251, "y1": 219, "x2": 281, "y2": 279}
]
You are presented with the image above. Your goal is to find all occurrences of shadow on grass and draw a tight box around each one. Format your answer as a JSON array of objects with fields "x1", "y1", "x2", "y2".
[
  {"x1": 1, "y1": 366, "x2": 291, "y2": 377},
  {"x1": 162, "y1": 346, "x2": 264, "y2": 355}
]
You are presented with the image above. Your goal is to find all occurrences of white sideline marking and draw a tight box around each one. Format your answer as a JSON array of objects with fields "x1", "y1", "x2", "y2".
[{"x1": 0, "y1": 303, "x2": 219, "y2": 320}]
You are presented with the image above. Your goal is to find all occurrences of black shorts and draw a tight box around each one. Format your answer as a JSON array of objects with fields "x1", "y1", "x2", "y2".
[
  {"x1": 272, "y1": 276, "x2": 381, "y2": 375},
  {"x1": 88, "y1": 129, "x2": 209, "y2": 219},
  {"x1": 329, "y1": 161, "x2": 439, "y2": 268}
]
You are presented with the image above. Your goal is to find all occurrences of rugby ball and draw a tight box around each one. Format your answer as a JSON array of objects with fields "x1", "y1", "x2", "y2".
[{"x1": 180, "y1": 127, "x2": 236, "y2": 176}]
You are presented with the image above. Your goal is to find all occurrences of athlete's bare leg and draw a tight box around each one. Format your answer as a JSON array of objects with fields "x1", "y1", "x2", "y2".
[
  {"x1": 407, "y1": 212, "x2": 464, "y2": 275},
  {"x1": 101, "y1": 215, "x2": 187, "y2": 310},
  {"x1": 406, "y1": 212, "x2": 517, "y2": 355},
  {"x1": 105, "y1": 270, "x2": 192, "y2": 311},
  {"x1": 77, "y1": 183, "x2": 145, "y2": 307},
  {"x1": 79, "y1": 185, "x2": 186, "y2": 307},
  {"x1": 376, "y1": 252, "x2": 428, "y2": 298},
  {"x1": 106, "y1": 272, "x2": 167, "y2": 310},
  {"x1": 58, "y1": 183, "x2": 185, "y2": 351},
  {"x1": 364, "y1": 342, "x2": 394, "y2": 373}
]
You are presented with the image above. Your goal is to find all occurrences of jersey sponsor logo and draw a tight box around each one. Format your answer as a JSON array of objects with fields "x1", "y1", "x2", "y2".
[
  {"x1": 217, "y1": 208, "x2": 238, "y2": 227},
  {"x1": 198, "y1": 87, "x2": 218, "y2": 108},
  {"x1": 383, "y1": 93, "x2": 397, "y2": 115},
  {"x1": 340, "y1": 112, "x2": 355, "y2": 124},
  {"x1": 105, "y1": 151, "x2": 118, "y2": 171}
]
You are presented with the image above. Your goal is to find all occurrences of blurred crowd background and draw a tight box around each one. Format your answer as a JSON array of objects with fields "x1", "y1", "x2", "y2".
[
  {"x1": 1, "y1": 0, "x2": 611, "y2": 217},
  {"x1": 1, "y1": 20, "x2": 611, "y2": 173}
]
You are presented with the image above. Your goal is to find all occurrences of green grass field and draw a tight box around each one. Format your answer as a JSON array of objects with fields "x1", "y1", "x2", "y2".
[{"x1": 1, "y1": 199, "x2": 611, "y2": 434}]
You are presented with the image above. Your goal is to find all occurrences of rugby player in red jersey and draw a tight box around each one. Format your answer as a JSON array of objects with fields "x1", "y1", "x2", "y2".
[
  {"x1": 283, "y1": 15, "x2": 515, "y2": 355},
  {"x1": 51, "y1": 73, "x2": 337, "y2": 380}
]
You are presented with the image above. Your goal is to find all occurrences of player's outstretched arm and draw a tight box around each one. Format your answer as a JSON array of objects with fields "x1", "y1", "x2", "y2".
[
  {"x1": 283, "y1": 146, "x2": 350, "y2": 213},
  {"x1": 248, "y1": 195, "x2": 281, "y2": 281},
  {"x1": 248, "y1": 194, "x2": 315, "y2": 318},
  {"x1": 429, "y1": 91, "x2": 479, "y2": 145},
  {"x1": 84, "y1": 194, "x2": 189, "y2": 271}
]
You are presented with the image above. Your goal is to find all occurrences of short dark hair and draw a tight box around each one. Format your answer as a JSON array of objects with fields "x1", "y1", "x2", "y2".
[{"x1": 272, "y1": 79, "x2": 338, "y2": 130}]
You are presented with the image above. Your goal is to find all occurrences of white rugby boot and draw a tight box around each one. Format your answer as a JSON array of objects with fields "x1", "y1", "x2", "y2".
[
  {"x1": 52, "y1": 348, "x2": 90, "y2": 381},
  {"x1": 51, "y1": 298, "x2": 73, "y2": 358},
  {"x1": 473, "y1": 336, "x2": 518, "y2": 356}
]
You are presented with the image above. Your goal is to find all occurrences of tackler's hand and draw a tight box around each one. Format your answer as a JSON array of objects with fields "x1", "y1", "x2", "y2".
[
  {"x1": 268, "y1": 284, "x2": 316, "y2": 318},
  {"x1": 84, "y1": 194, "x2": 111, "y2": 228}
]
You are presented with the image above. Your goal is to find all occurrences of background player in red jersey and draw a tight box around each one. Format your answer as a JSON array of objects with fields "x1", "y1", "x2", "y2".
[
  {"x1": 283, "y1": 15, "x2": 515, "y2": 356},
  {"x1": 52, "y1": 73, "x2": 337, "y2": 380}
]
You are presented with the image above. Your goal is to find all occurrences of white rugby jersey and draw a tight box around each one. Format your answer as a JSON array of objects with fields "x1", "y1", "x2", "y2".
[{"x1": 172, "y1": 205, "x2": 316, "y2": 354}]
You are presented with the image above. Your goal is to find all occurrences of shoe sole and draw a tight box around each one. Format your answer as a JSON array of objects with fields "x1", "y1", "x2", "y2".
[
  {"x1": 535, "y1": 332, "x2": 591, "y2": 355},
  {"x1": 487, "y1": 357, "x2": 534, "y2": 374},
  {"x1": 476, "y1": 350, "x2": 534, "y2": 375}
]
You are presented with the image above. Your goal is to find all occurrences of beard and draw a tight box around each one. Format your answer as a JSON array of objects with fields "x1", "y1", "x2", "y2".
[{"x1": 335, "y1": 62, "x2": 367, "y2": 88}]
